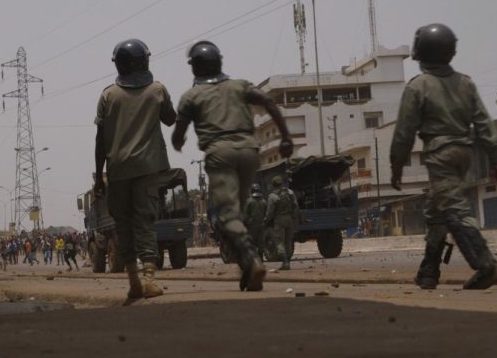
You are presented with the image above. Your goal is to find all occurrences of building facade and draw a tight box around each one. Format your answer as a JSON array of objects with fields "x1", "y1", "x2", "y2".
[{"x1": 256, "y1": 45, "x2": 429, "y2": 221}]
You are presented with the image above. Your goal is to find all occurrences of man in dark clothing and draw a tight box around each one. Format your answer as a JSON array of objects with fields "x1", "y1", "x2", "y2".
[{"x1": 390, "y1": 23, "x2": 497, "y2": 290}]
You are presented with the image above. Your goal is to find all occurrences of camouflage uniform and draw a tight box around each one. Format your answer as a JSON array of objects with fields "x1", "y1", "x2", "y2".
[
  {"x1": 176, "y1": 78, "x2": 264, "y2": 290},
  {"x1": 390, "y1": 63, "x2": 497, "y2": 289},
  {"x1": 244, "y1": 192, "x2": 267, "y2": 259},
  {"x1": 264, "y1": 176, "x2": 299, "y2": 270}
]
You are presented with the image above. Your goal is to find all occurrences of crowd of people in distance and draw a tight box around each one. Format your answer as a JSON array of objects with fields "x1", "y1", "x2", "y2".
[{"x1": 0, "y1": 231, "x2": 87, "y2": 272}]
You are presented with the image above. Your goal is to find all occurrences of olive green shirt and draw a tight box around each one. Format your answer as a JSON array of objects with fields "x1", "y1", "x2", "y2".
[
  {"x1": 177, "y1": 79, "x2": 258, "y2": 153},
  {"x1": 95, "y1": 81, "x2": 176, "y2": 181},
  {"x1": 390, "y1": 65, "x2": 497, "y2": 168}
]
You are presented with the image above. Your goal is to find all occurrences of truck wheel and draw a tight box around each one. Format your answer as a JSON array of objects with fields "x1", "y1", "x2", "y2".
[
  {"x1": 108, "y1": 238, "x2": 124, "y2": 273},
  {"x1": 317, "y1": 230, "x2": 343, "y2": 258},
  {"x1": 169, "y1": 241, "x2": 187, "y2": 269},
  {"x1": 89, "y1": 241, "x2": 106, "y2": 273},
  {"x1": 156, "y1": 247, "x2": 165, "y2": 270}
]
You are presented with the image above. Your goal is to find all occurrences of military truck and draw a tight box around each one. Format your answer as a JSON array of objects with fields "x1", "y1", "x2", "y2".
[
  {"x1": 215, "y1": 155, "x2": 358, "y2": 263},
  {"x1": 77, "y1": 168, "x2": 193, "y2": 273}
]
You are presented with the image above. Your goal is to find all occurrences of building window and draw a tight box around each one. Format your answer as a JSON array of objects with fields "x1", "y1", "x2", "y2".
[
  {"x1": 284, "y1": 115, "x2": 306, "y2": 135},
  {"x1": 287, "y1": 90, "x2": 317, "y2": 104},
  {"x1": 364, "y1": 111, "x2": 383, "y2": 129},
  {"x1": 357, "y1": 158, "x2": 366, "y2": 169}
]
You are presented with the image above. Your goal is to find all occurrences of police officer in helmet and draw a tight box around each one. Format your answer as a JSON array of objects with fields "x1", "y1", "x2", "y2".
[
  {"x1": 95, "y1": 39, "x2": 176, "y2": 303},
  {"x1": 264, "y1": 176, "x2": 299, "y2": 270},
  {"x1": 112, "y1": 39, "x2": 153, "y2": 88},
  {"x1": 172, "y1": 40, "x2": 293, "y2": 291},
  {"x1": 390, "y1": 24, "x2": 497, "y2": 290},
  {"x1": 244, "y1": 183, "x2": 267, "y2": 260}
]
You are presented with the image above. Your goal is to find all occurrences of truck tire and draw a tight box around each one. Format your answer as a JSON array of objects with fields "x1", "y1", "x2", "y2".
[
  {"x1": 317, "y1": 230, "x2": 343, "y2": 258},
  {"x1": 89, "y1": 241, "x2": 106, "y2": 273},
  {"x1": 156, "y1": 247, "x2": 165, "y2": 270},
  {"x1": 108, "y1": 238, "x2": 125, "y2": 273},
  {"x1": 169, "y1": 240, "x2": 187, "y2": 269}
]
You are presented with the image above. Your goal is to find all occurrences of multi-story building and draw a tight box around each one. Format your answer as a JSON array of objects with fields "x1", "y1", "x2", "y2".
[{"x1": 255, "y1": 45, "x2": 429, "y2": 217}]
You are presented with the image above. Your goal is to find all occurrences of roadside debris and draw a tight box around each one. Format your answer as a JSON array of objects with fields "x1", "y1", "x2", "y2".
[{"x1": 314, "y1": 291, "x2": 329, "y2": 296}]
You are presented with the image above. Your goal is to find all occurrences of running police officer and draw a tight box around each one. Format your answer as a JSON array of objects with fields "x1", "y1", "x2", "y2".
[
  {"x1": 390, "y1": 24, "x2": 497, "y2": 290},
  {"x1": 94, "y1": 39, "x2": 176, "y2": 302},
  {"x1": 172, "y1": 41, "x2": 293, "y2": 291}
]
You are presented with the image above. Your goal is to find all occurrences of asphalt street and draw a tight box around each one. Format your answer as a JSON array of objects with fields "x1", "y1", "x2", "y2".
[{"x1": 1, "y1": 235, "x2": 497, "y2": 357}]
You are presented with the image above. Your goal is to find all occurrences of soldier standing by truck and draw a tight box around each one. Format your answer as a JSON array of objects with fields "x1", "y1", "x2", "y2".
[
  {"x1": 172, "y1": 40, "x2": 293, "y2": 291},
  {"x1": 390, "y1": 23, "x2": 497, "y2": 290},
  {"x1": 244, "y1": 184, "x2": 267, "y2": 260},
  {"x1": 94, "y1": 39, "x2": 176, "y2": 302},
  {"x1": 264, "y1": 176, "x2": 299, "y2": 270}
]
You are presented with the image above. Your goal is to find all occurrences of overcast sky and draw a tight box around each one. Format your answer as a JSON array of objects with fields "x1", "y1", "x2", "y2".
[{"x1": 0, "y1": 0, "x2": 496, "y2": 231}]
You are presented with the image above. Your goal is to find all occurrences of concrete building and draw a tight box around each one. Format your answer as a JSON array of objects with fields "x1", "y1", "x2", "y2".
[{"x1": 255, "y1": 45, "x2": 429, "y2": 220}]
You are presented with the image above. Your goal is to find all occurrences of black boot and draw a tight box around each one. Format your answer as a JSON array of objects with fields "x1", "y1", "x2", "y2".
[
  {"x1": 233, "y1": 235, "x2": 266, "y2": 292},
  {"x1": 415, "y1": 225, "x2": 447, "y2": 289},
  {"x1": 447, "y1": 215, "x2": 497, "y2": 290}
]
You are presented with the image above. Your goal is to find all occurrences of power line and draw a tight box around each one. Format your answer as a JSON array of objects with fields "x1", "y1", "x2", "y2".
[
  {"x1": 23, "y1": 0, "x2": 292, "y2": 104},
  {"x1": 153, "y1": 0, "x2": 283, "y2": 59},
  {"x1": 27, "y1": 0, "x2": 105, "y2": 48},
  {"x1": 31, "y1": 0, "x2": 166, "y2": 70}
]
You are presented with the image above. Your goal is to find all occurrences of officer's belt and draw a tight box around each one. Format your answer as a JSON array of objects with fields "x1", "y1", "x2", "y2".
[{"x1": 202, "y1": 129, "x2": 255, "y2": 149}]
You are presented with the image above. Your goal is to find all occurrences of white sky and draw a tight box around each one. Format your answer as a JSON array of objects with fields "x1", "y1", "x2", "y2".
[{"x1": 0, "y1": 0, "x2": 496, "y2": 231}]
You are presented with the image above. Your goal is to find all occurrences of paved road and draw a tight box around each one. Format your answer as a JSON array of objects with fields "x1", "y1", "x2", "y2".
[{"x1": 1, "y1": 236, "x2": 497, "y2": 357}]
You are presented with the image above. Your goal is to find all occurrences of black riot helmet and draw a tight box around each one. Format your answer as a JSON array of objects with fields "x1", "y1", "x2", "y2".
[
  {"x1": 187, "y1": 40, "x2": 223, "y2": 77},
  {"x1": 112, "y1": 39, "x2": 151, "y2": 75},
  {"x1": 251, "y1": 183, "x2": 262, "y2": 194},
  {"x1": 411, "y1": 23, "x2": 457, "y2": 64}
]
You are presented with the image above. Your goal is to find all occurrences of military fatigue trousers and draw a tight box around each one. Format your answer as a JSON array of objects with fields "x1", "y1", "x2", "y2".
[
  {"x1": 205, "y1": 147, "x2": 260, "y2": 240},
  {"x1": 107, "y1": 173, "x2": 160, "y2": 264},
  {"x1": 424, "y1": 144, "x2": 477, "y2": 228},
  {"x1": 272, "y1": 215, "x2": 295, "y2": 261},
  {"x1": 247, "y1": 225, "x2": 265, "y2": 258}
]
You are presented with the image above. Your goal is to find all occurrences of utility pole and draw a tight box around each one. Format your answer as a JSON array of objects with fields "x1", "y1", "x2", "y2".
[
  {"x1": 293, "y1": 0, "x2": 307, "y2": 74},
  {"x1": 191, "y1": 159, "x2": 206, "y2": 200},
  {"x1": 191, "y1": 159, "x2": 207, "y2": 246},
  {"x1": 374, "y1": 136, "x2": 382, "y2": 237},
  {"x1": 332, "y1": 116, "x2": 339, "y2": 155},
  {"x1": 311, "y1": 0, "x2": 325, "y2": 157},
  {"x1": 2, "y1": 47, "x2": 44, "y2": 233},
  {"x1": 368, "y1": 0, "x2": 380, "y2": 55}
]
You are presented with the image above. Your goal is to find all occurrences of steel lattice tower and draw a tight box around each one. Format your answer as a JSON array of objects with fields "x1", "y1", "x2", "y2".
[{"x1": 2, "y1": 47, "x2": 44, "y2": 233}]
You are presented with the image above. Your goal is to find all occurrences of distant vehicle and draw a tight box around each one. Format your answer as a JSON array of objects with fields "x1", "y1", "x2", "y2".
[
  {"x1": 77, "y1": 168, "x2": 193, "y2": 273},
  {"x1": 215, "y1": 155, "x2": 358, "y2": 263}
]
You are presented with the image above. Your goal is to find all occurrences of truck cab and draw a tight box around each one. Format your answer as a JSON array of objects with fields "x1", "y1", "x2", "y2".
[{"x1": 77, "y1": 168, "x2": 193, "y2": 272}]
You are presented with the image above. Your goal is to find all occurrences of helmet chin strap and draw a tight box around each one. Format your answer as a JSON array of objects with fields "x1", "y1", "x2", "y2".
[{"x1": 193, "y1": 73, "x2": 230, "y2": 85}]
